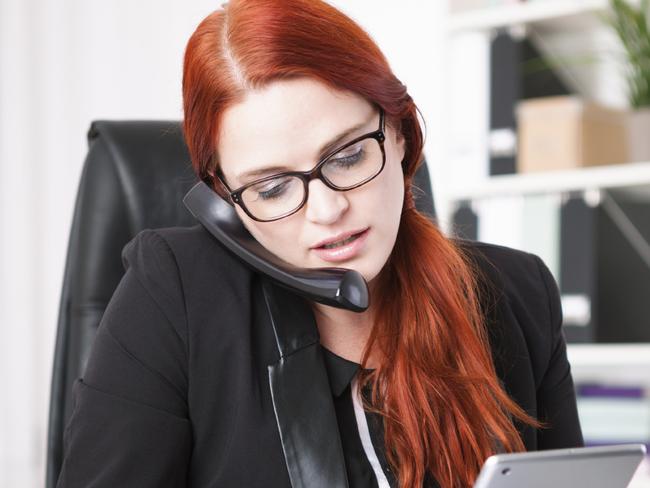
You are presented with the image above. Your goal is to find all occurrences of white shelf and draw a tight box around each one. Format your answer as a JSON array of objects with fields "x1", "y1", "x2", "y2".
[
  {"x1": 567, "y1": 343, "x2": 650, "y2": 386},
  {"x1": 444, "y1": 161, "x2": 650, "y2": 202},
  {"x1": 447, "y1": 0, "x2": 609, "y2": 32},
  {"x1": 568, "y1": 344, "x2": 650, "y2": 368}
]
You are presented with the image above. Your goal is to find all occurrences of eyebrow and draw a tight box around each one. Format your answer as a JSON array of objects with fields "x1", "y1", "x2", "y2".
[{"x1": 236, "y1": 114, "x2": 375, "y2": 182}]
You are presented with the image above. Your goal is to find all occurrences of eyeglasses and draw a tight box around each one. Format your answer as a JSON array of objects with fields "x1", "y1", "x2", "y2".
[{"x1": 214, "y1": 108, "x2": 386, "y2": 222}]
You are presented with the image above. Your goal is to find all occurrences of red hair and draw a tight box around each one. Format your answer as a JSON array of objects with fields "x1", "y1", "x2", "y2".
[{"x1": 182, "y1": 1, "x2": 542, "y2": 486}]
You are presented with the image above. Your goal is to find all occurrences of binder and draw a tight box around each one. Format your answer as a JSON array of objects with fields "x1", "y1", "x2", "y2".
[
  {"x1": 451, "y1": 201, "x2": 478, "y2": 241},
  {"x1": 488, "y1": 29, "x2": 572, "y2": 175},
  {"x1": 559, "y1": 191, "x2": 650, "y2": 343}
]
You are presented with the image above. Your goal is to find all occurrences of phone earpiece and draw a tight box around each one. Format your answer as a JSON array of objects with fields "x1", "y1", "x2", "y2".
[{"x1": 183, "y1": 181, "x2": 369, "y2": 312}]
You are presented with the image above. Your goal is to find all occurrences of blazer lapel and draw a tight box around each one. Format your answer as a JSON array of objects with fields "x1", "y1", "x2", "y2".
[{"x1": 262, "y1": 278, "x2": 349, "y2": 488}]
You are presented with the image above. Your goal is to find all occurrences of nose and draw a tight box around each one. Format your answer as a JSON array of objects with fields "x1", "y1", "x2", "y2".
[{"x1": 304, "y1": 179, "x2": 349, "y2": 224}]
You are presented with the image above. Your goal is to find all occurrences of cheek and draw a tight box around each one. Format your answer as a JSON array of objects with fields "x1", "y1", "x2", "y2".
[
  {"x1": 382, "y1": 133, "x2": 406, "y2": 207},
  {"x1": 378, "y1": 156, "x2": 405, "y2": 215},
  {"x1": 236, "y1": 207, "x2": 303, "y2": 260},
  {"x1": 235, "y1": 207, "x2": 273, "y2": 247}
]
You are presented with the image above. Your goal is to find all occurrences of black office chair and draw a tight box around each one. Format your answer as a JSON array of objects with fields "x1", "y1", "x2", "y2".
[{"x1": 45, "y1": 120, "x2": 436, "y2": 487}]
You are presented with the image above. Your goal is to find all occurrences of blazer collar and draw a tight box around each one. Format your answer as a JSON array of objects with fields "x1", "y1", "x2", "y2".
[{"x1": 262, "y1": 278, "x2": 350, "y2": 488}]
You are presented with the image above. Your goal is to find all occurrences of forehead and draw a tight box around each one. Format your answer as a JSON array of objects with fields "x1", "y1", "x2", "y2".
[{"x1": 216, "y1": 78, "x2": 374, "y2": 184}]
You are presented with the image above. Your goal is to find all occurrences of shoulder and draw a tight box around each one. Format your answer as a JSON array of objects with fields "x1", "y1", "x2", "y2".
[
  {"x1": 455, "y1": 238, "x2": 558, "y2": 318},
  {"x1": 120, "y1": 224, "x2": 254, "y2": 322},
  {"x1": 123, "y1": 223, "x2": 240, "y2": 267},
  {"x1": 455, "y1": 238, "x2": 544, "y2": 282},
  {"x1": 454, "y1": 238, "x2": 562, "y2": 380},
  {"x1": 122, "y1": 223, "x2": 250, "y2": 283}
]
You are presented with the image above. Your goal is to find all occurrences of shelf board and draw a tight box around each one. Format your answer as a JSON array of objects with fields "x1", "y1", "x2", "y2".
[
  {"x1": 567, "y1": 343, "x2": 650, "y2": 386},
  {"x1": 568, "y1": 343, "x2": 650, "y2": 367},
  {"x1": 447, "y1": 0, "x2": 609, "y2": 32},
  {"x1": 444, "y1": 161, "x2": 650, "y2": 202}
]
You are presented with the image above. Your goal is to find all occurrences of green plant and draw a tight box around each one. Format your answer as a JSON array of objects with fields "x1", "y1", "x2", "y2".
[{"x1": 601, "y1": 0, "x2": 650, "y2": 108}]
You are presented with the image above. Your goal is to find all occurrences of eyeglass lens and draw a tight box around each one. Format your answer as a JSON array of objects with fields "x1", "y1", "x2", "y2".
[{"x1": 241, "y1": 136, "x2": 383, "y2": 221}]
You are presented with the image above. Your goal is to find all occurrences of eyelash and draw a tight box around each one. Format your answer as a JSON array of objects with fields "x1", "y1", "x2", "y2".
[
  {"x1": 329, "y1": 147, "x2": 363, "y2": 167},
  {"x1": 258, "y1": 181, "x2": 288, "y2": 200}
]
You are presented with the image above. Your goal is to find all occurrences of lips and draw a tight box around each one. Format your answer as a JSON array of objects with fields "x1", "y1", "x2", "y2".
[
  {"x1": 310, "y1": 228, "x2": 369, "y2": 249},
  {"x1": 310, "y1": 228, "x2": 370, "y2": 263}
]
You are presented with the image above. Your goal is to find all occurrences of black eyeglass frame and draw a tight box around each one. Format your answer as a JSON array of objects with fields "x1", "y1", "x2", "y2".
[{"x1": 214, "y1": 108, "x2": 386, "y2": 222}]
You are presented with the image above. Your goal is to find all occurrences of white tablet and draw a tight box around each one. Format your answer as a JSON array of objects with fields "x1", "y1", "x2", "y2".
[{"x1": 473, "y1": 444, "x2": 647, "y2": 488}]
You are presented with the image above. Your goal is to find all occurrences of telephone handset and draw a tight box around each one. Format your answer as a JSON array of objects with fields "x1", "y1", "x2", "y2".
[{"x1": 183, "y1": 181, "x2": 369, "y2": 312}]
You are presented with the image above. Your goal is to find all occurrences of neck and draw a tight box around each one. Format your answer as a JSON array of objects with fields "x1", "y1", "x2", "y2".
[{"x1": 311, "y1": 300, "x2": 379, "y2": 368}]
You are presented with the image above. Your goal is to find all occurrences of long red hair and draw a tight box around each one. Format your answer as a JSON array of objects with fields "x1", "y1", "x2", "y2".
[{"x1": 182, "y1": 1, "x2": 542, "y2": 486}]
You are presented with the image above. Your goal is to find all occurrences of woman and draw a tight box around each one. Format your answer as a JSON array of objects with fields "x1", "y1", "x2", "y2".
[{"x1": 57, "y1": 1, "x2": 583, "y2": 487}]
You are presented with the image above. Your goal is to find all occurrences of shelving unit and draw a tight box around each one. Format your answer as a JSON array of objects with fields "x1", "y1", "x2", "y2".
[
  {"x1": 443, "y1": 0, "x2": 650, "y2": 384},
  {"x1": 443, "y1": 4, "x2": 650, "y2": 484}
]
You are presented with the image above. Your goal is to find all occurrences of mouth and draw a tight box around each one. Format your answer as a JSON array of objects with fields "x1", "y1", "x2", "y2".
[
  {"x1": 310, "y1": 228, "x2": 370, "y2": 263},
  {"x1": 311, "y1": 228, "x2": 369, "y2": 250},
  {"x1": 319, "y1": 231, "x2": 366, "y2": 249}
]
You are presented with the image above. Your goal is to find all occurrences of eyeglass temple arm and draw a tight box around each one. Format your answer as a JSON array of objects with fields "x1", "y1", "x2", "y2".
[{"x1": 183, "y1": 181, "x2": 369, "y2": 312}]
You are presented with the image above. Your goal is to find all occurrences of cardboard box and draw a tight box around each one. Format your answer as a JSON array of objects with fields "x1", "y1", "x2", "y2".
[{"x1": 516, "y1": 95, "x2": 628, "y2": 173}]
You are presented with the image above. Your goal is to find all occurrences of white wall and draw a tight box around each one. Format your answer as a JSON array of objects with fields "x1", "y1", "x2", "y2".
[{"x1": 0, "y1": 1, "x2": 446, "y2": 486}]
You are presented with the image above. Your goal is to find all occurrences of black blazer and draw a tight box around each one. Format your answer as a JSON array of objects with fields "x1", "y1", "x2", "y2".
[{"x1": 57, "y1": 224, "x2": 583, "y2": 487}]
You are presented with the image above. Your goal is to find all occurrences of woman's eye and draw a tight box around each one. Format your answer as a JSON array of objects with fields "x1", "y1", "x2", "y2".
[
  {"x1": 328, "y1": 146, "x2": 364, "y2": 168},
  {"x1": 256, "y1": 180, "x2": 289, "y2": 200}
]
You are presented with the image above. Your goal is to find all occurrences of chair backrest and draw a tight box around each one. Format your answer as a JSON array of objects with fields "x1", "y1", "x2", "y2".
[{"x1": 46, "y1": 120, "x2": 436, "y2": 487}]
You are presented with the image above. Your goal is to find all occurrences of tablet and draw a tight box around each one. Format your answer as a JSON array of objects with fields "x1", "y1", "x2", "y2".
[{"x1": 473, "y1": 444, "x2": 647, "y2": 488}]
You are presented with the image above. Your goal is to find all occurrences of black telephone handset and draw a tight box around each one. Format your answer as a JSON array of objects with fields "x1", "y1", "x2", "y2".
[{"x1": 183, "y1": 181, "x2": 369, "y2": 312}]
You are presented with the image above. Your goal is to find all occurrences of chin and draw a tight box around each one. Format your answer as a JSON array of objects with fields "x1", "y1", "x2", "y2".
[
  {"x1": 349, "y1": 258, "x2": 384, "y2": 284},
  {"x1": 362, "y1": 267, "x2": 383, "y2": 284}
]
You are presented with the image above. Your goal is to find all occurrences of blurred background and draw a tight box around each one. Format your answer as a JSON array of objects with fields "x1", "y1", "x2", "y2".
[{"x1": 0, "y1": 0, "x2": 649, "y2": 486}]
